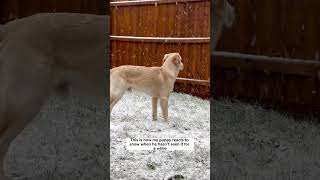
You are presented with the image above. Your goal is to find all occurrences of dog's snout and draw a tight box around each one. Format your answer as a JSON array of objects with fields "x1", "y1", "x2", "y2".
[{"x1": 180, "y1": 63, "x2": 184, "y2": 70}]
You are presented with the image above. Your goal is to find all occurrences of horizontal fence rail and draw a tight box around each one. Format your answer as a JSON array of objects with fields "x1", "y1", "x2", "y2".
[
  {"x1": 176, "y1": 78, "x2": 209, "y2": 86},
  {"x1": 111, "y1": 35, "x2": 210, "y2": 43},
  {"x1": 213, "y1": 51, "x2": 320, "y2": 65},
  {"x1": 213, "y1": 51, "x2": 320, "y2": 77},
  {"x1": 111, "y1": 0, "x2": 208, "y2": 6}
]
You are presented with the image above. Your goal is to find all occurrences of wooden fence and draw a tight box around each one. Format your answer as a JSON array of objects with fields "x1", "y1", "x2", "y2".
[
  {"x1": 0, "y1": 0, "x2": 108, "y2": 23},
  {"x1": 111, "y1": 0, "x2": 210, "y2": 98},
  {"x1": 213, "y1": 0, "x2": 320, "y2": 116}
]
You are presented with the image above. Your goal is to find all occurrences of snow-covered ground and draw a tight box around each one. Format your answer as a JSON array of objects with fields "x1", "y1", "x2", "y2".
[
  {"x1": 4, "y1": 91, "x2": 209, "y2": 180},
  {"x1": 5, "y1": 88, "x2": 319, "y2": 180},
  {"x1": 111, "y1": 91, "x2": 210, "y2": 180}
]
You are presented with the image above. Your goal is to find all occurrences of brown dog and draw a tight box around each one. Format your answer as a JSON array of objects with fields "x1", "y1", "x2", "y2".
[
  {"x1": 0, "y1": 13, "x2": 109, "y2": 179},
  {"x1": 110, "y1": 53, "x2": 183, "y2": 122}
]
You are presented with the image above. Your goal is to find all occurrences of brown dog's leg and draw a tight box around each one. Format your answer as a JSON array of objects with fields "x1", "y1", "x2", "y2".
[
  {"x1": 0, "y1": 136, "x2": 8, "y2": 178},
  {"x1": 110, "y1": 96, "x2": 115, "y2": 112},
  {"x1": 110, "y1": 96, "x2": 118, "y2": 112},
  {"x1": 110, "y1": 83, "x2": 127, "y2": 113},
  {"x1": 110, "y1": 94, "x2": 123, "y2": 113},
  {"x1": 0, "y1": 127, "x2": 13, "y2": 180},
  {"x1": 0, "y1": 53, "x2": 51, "y2": 179},
  {"x1": 159, "y1": 97, "x2": 168, "y2": 122},
  {"x1": 152, "y1": 97, "x2": 158, "y2": 121},
  {"x1": 0, "y1": 91, "x2": 49, "y2": 179}
]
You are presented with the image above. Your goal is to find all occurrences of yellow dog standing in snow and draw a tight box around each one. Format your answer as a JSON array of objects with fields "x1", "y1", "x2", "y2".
[{"x1": 110, "y1": 53, "x2": 184, "y2": 123}]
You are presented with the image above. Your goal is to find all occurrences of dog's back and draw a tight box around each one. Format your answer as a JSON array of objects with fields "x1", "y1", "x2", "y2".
[
  {"x1": 2, "y1": 13, "x2": 109, "y2": 101},
  {"x1": 111, "y1": 65, "x2": 172, "y2": 96}
]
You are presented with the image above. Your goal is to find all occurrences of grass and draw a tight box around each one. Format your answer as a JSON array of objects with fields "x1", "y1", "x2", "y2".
[{"x1": 211, "y1": 98, "x2": 320, "y2": 180}]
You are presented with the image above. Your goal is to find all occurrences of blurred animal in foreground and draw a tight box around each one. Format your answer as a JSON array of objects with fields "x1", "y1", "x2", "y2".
[
  {"x1": 212, "y1": 0, "x2": 235, "y2": 49},
  {"x1": 0, "y1": 13, "x2": 109, "y2": 179}
]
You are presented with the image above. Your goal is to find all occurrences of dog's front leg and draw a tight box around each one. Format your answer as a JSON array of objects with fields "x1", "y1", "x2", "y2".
[
  {"x1": 159, "y1": 97, "x2": 168, "y2": 122},
  {"x1": 152, "y1": 97, "x2": 158, "y2": 121}
]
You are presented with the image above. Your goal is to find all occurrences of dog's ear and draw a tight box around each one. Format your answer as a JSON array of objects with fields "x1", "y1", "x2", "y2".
[
  {"x1": 163, "y1": 54, "x2": 169, "y2": 64},
  {"x1": 223, "y1": 1, "x2": 235, "y2": 28},
  {"x1": 172, "y1": 55, "x2": 180, "y2": 66}
]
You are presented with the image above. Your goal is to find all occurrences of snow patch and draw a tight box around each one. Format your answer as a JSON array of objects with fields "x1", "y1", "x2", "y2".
[{"x1": 111, "y1": 91, "x2": 210, "y2": 179}]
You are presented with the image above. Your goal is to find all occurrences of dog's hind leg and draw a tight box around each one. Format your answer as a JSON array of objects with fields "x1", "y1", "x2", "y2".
[
  {"x1": 0, "y1": 92, "x2": 48, "y2": 179},
  {"x1": 110, "y1": 89, "x2": 126, "y2": 113},
  {"x1": 0, "y1": 126, "x2": 8, "y2": 178},
  {"x1": 0, "y1": 78, "x2": 50, "y2": 179},
  {"x1": 152, "y1": 97, "x2": 158, "y2": 121},
  {"x1": 0, "y1": 123, "x2": 14, "y2": 179},
  {"x1": 110, "y1": 88, "x2": 126, "y2": 112},
  {"x1": 110, "y1": 77, "x2": 128, "y2": 113},
  {"x1": 110, "y1": 95, "x2": 117, "y2": 112},
  {"x1": 159, "y1": 97, "x2": 169, "y2": 122},
  {"x1": 0, "y1": 53, "x2": 51, "y2": 179}
]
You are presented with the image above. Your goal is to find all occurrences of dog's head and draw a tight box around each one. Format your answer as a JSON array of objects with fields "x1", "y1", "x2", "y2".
[
  {"x1": 212, "y1": 0, "x2": 235, "y2": 49},
  {"x1": 213, "y1": 0, "x2": 235, "y2": 28},
  {"x1": 162, "y1": 53, "x2": 184, "y2": 71},
  {"x1": 222, "y1": 0, "x2": 235, "y2": 28}
]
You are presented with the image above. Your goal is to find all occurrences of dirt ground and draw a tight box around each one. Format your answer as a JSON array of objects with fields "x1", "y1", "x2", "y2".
[{"x1": 211, "y1": 99, "x2": 320, "y2": 180}]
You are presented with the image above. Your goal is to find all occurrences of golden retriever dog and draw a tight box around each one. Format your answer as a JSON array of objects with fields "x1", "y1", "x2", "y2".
[
  {"x1": 0, "y1": 13, "x2": 109, "y2": 179},
  {"x1": 110, "y1": 53, "x2": 183, "y2": 122}
]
